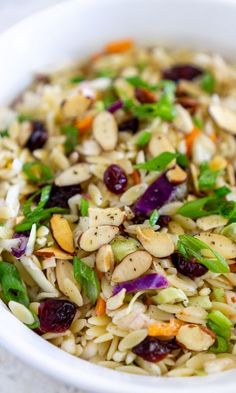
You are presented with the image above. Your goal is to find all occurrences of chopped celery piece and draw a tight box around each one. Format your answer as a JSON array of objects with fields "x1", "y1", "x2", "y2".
[
  {"x1": 111, "y1": 236, "x2": 140, "y2": 262},
  {"x1": 152, "y1": 287, "x2": 187, "y2": 305},
  {"x1": 212, "y1": 288, "x2": 225, "y2": 302}
]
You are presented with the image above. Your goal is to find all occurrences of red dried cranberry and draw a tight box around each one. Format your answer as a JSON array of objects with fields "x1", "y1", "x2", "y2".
[
  {"x1": 118, "y1": 117, "x2": 139, "y2": 133},
  {"x1": 104, "y1": 164, "x2": 127, "y2": 194},
  {"x1": 162, "y1": 64, "x2": 203, "y2": 82},
  {"x1": 171, "y1": 252, "x2": 208, "y2": 278},
  {"x1": 46, "y1": 184, "x2": 81, "y2": 208},
  {"x1": 135, "y1": 88, "x2": 156, "y2": 104},
  {"x1": 26, "y1": 120, "x2": 48, "y2": 151},
  {"x1": 38, "y1": 299, "x2": 76, "y2": 333},
  {"x1": 157, "y1": 215, "x2": 171, "y2": 227},
  {"x1": 132, "y1": 336, "x2": 180, "y2": 362}
]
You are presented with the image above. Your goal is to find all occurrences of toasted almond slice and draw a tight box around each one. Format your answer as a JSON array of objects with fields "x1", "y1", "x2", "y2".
[
  {"x1": 93, "y1": 111, "x2": 118, "y2": 151},
  {"x1": 137, "y1": 228, "x2": 174, "y2": 258},
  {"x1": 96, "y1": 244, "x2": 114, "y2": 272},
  {"x1": 195, "y1": 232, "x2": 236, "y2": 259},
  {"x1": 209, "y1": 104, "x2": 236, "y2": 135},
  {"x1": 166, "y1": 165, "x2": 187, "y2": 184},
  {"x1": 56, "y1": 260, "x2": 75, "y2": 290},
  {"x1": 35, "y1": 246, "x2": 73, "y2": 260},
  {"x1": 148, "y1": 133, "x2": 175, "y2": 158},
  {"x1": 176, "y1": 324, "x2": 215, "y2": 351},
  {"x1": 196, "y1": 215, "x2": 228, "y2": 231},
  {"x1": 173, "y1": 104, "x2": 193, "y2": 133},
  {"x1": 89, "y1": 207, "x2": 125, "y2": 227},
  {"x1": 50, "y1": 215, "x2": 74, "y2": 254},
  {"x1": 61, "y1": 94, "x2": 91, "y2": 119},
  {"x1": 192, "y1": 133, "x2": 216, "y2": 165},
  {"x1": 79, "y1": 225, "x2": 119, "y2": 252},
  {"x1": 55, "y1": 163, "x2": 91, "y2": 186},
  {"x1": 112, "y1": 250, "x2": 152, "y2": 283}
]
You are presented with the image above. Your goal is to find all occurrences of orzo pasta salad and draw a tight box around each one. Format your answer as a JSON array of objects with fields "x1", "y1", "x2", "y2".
[{"x1": 1, "y1": 39, "x2": 236, "y2": 377}]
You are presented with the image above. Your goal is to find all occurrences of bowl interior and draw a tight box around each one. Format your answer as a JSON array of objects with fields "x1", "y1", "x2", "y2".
[{"x1": 0, "y1": 0, "x2": 236, "y2": 391}]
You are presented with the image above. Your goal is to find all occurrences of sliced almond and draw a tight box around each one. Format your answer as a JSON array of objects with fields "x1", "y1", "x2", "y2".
[
  {"x1": 192, "y1": 134, "x2": 216, "y2": 165},
  {"x1": 196, "y1": 215, "x2": 228, "y2": 231},
  {"x1": 56, "y1": 260, "x2": 83, "y2": 306},
  {"x1": 55, "y1": 163, "x2": 91, "y2": 186},
  {"x1": 35, "y1": 246, "x2": 73, "y2": 260},
  {"x1": 173, "y1": 104, "x2": 193, "y2": 133},
  {"x1": 79, "y1": 225, "x2": 119, "y2": 252},
  {"x1": 195, "y1": 232, "x2": 236, "y2": 259},
  {"x1": 96, "y1": 244, "x2": 114, "y2": 273},
  {"x1": 176, "y1": 324, "x2": 215, "y2": 351},
  {"x1": 166, "y1": 165, "x2": 187, "y2": 184},
  {"x1": 137, "y1": 228, "x2": 174, "y2": 258},
  {"x1": 209, "y1": 104, "x2": 236, "y2": 135},
  {"x1": 112, "y1": 250, "x2": 152, "y2": 283},
  {"x1": 50, "y1": 215, "x2": 74, "y2": 254},
  {"x1": 61, "y1": 94, "x2": 91, "y2": 119},
  {"x1": 93, "y1": 111, "x2": 118, "y2": 151},
  {"x1": 148, "y1": 133, "x2": 175, "y2": 158},
  {"x1": 89, "y1": 207, "x2": 125, "y2": 227}
]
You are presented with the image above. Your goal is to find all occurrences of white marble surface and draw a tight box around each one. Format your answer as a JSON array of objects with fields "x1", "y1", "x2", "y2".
[{"x1": 0, "y1": 2, "x2": 85, "y2": 392}]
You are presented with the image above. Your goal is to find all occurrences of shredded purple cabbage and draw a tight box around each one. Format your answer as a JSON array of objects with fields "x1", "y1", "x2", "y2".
[
  {"x1": 107, "y1": 100, "x2": 123, "y2": 113},
  {"x1": 113, "y1": 273, "x2": 168, "y2": 295},
  {"x1": 11, "y1": 233, "x2": 29, "y2": 259}
]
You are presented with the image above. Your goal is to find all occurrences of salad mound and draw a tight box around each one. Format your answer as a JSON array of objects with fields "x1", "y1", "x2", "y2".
[{"x1": 1, "y1": 39, "x2": 236, "y2": 376}]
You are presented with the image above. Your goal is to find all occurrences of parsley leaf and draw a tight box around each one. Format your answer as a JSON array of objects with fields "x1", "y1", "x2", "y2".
[
  {"x1": 126, "y1": 76, "x2": 157, "y2": 91},
  {"x1": 134, "y1": 151, "x2": 176, "y2": 172},
  {"x1": 23, "y1": 161, "x2": 53, "y2": 184},
  {"x1": 61, "y1": 124, "x2": 78, "y2": 154},
  {"x1": 136, "y1": 131, "x2": 151, "y2": 146},
  {"x1": 69, "y1": 75, "x2": 85, "y2": 84},
  {"x1": 0, "y1": 129, "x2": 9, "y2": 138},
  {"x1": 198, "y1": 162, "x2": 220, "y2": 190},
  {"x1": 201, "y1": 72, "x2": 215, "y2": 94}
]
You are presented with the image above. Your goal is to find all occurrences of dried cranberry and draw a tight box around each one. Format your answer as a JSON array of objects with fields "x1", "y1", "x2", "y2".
[
  {"x1": 135, "y1": 88, "x2": 156, "y2": 104},
  {"x1": 118, "y1": 117, "x2": 139, "y2": 133},
  {"x1": 162, "y1": 64, "x2": 203, "y2": 82},
  {"x1": 132, "y1": 336, "x2": 180, "y2": 362},
  {"x1": 104, "y1": 164, "x2": 127, "y2": 194},
  {"x1": 46, "y1": 184, "x2": 81, "y2": 208},
  {"x1": 38, "y1": 299, "x2": 76, "y2": 333},
  {"x1": 158, "y1": 215, "x2": 171, "y2": 227},
  {"x1": 26, "y1": 120, "x2": 48, "y2": 151},
  {"x1": 171, "y1": 252, "x2": 208, "y2": 278}
]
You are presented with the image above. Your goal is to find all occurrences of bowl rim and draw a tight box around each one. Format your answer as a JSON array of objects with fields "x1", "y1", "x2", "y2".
[{"x1": 0, "y1": 0, "x2": 236, "y2": 391}]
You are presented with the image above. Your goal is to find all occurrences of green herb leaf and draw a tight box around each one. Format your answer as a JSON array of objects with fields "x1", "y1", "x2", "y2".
[
  {"x1": 177, "y1": 234, "x2": 229, "y2": 273},
  {"x1": 176, "y1": 153, "x2": 189, "y2": 169},
  {"x1": 201, "y1": 72, "x2": 215, "y2": 94},
  {"x1": 198, "y1": 162, "x2": 220, "y2": 190},
  {"x1": 0, "y1": 129, "x2": 9, "y2": 138},
  {"x1": 69, "y1": 75, "x2": 85, "y2": 84},
  {"x1": 73, "y1": 257, "x2": 100, "y2": 305},
  {"x1": 61, "y1": 124, "x2": 78, "y2": 154},
  {"x1": 149, "y1": 209, "x2": 159, "y2": 226},
  {"x1": 192, "y1": 116, "x2": 203, "y2": 129},
  {"x1": 23, "y1": 162, "x2": 53, "y2": 184},
  {"x1": 214, "y1": 186, "x2": 231, "y2": 198},
  {"x1": 126, "y1": 76, "x2": 157, "y2": 91},
  {"x1": 18, "y1": 114, "x2": 33, "y2": 123},
  {"x1": 136, "y1": 131, "x2": 152, "y2": 146},
  {"x1": 177, "y1": 196, "x2": 219, "y2": 219},
  {"x1": 134, "y1": 151, "x2": 176, "y2": 171},
  {"x1": 0, "y1": 262, "x2": 29, "y2": 306},
  {"x1": 80, "y1": 198, "x2": 89, "y2": 217}
]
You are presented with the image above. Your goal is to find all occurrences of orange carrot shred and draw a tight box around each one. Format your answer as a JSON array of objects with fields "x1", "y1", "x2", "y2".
[
  {"x1": 148, "y1": 319, "x2": 183, "y2": 337},
  {"x1": 96, "y1": 269, "x2": 104, "y2": 280},
  {"x1": 75, "y1": 115, "x2": 93, "y2": 135},
  {"x1": 95, "y1": 296, "x2": 106, "y2": 316},
  {"x1": 185, "y1": 127, "x2": 201, "y2": 153},
  {"x1": 91, "y1": 52, "x2": 102, "y2": 62},
  {"x1": 105, "y1": 39, "x2": 134, "y2": 54},
  {"x1": 210, "y1": 132, "x2": 217, "y2": 142},
  {"x1": 132, "y1": 170, "x2": 141, "y2": 185}
]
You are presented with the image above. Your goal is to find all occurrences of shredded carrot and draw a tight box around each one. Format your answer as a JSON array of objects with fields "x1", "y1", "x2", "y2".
[
  {"x1": 148, "y1": 319, "x2": 183, "y2": 337},
  {"x1": 91, "y1": 52, "x2": 102, "y2": 62},
  {"x1": 210, "y1": 132, "x2": 217, "y2": 142},
  {"x1": 185, "y1": 127, "x2": 201, "y2": 153},
  {"x1": 95, "y1": 296, "x2": 106, "y2": 316},
  {"x1": 96, "y1": 269, "x2": 104, "y2": 280},
  {"x1": 75, "y1": 115, "x2": 93, "y2": 135},
  {"x1": 132, "y1": 170, "x2": 141, "y2": 185},
  {"x1": 105, "y1": 39, "x2": 134, "y2": 54}
]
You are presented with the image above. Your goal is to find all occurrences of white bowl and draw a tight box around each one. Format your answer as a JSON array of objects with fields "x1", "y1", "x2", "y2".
[{"x1": 0, "y1": 0, "x2": 235, "y2": 391}]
